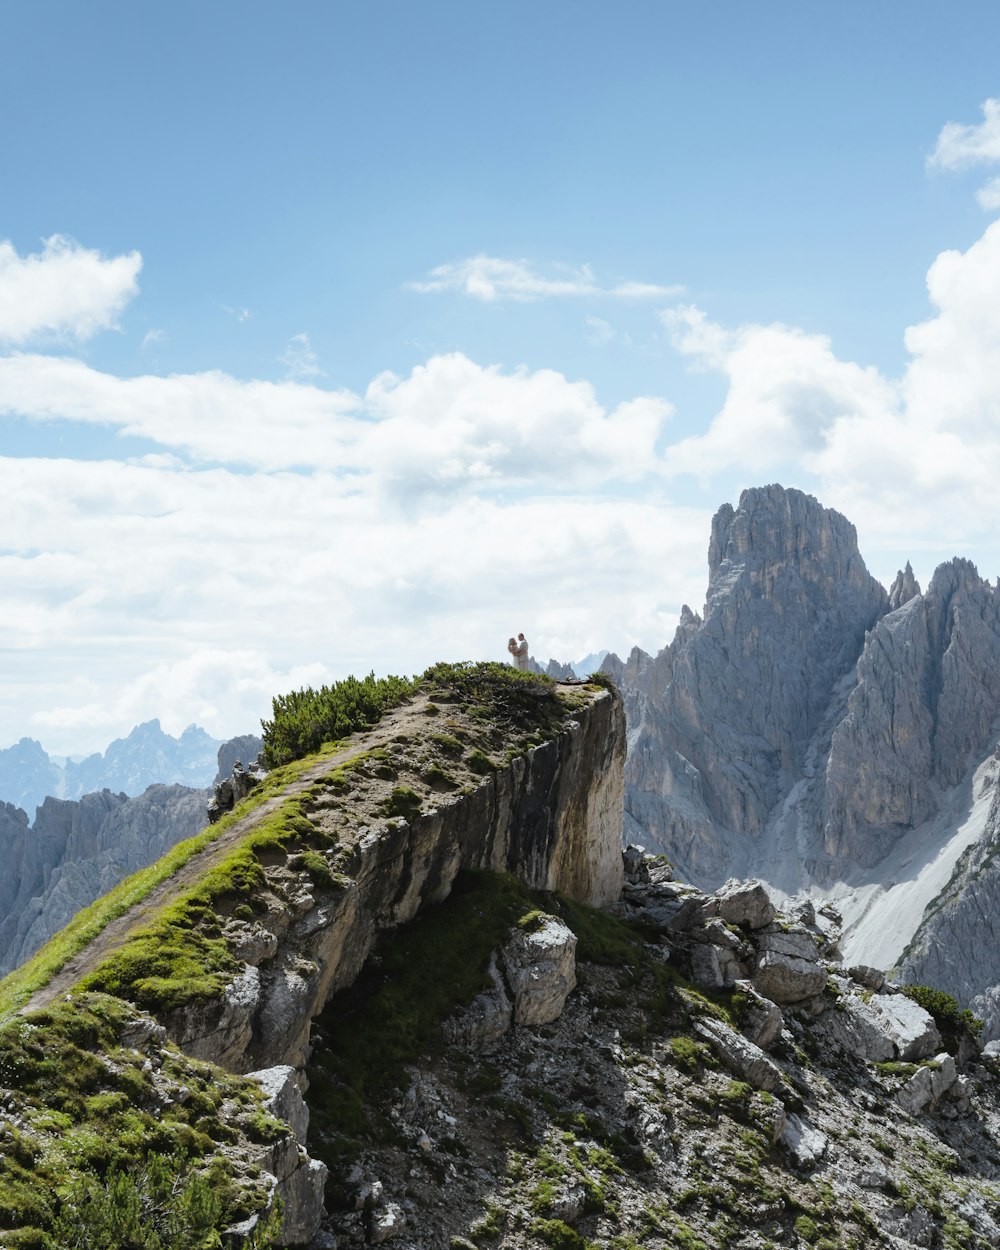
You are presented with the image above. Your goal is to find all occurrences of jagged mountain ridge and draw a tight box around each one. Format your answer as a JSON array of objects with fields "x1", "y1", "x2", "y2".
[
  {"x1": 0, "y1": 718, "x2": 227, "y2": 818},
  {"x1": 604, "y1": 484, "x2": 1000, "y2": 1035},
  {"x1": 0, "y1": 732, "x2": 263, "y2": 979}
]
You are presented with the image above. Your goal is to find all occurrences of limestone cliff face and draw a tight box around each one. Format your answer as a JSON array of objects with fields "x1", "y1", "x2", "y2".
[
  {"x1": 167, "y1": 687, "x2": 625, "y2": 1074},
  {"x1": 897, "y1": 780, "x2": 1000, "y2": 1040},
  {"x1": 0, "y1": 785, "x2": 208, "y2": 976},
  {"x1": 605, "y1": 485, "x2": 887, "y2": 882},
  {"x1": 823, "y1": 559, "x2": 1000, "y2": 866}
]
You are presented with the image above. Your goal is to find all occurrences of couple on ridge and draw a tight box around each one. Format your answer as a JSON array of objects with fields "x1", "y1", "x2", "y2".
[{"x1": 507, "y1": 632, "x2": 530, "y2": 671}]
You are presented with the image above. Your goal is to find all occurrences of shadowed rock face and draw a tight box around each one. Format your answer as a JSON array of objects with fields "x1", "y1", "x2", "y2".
[
  {"x1": 824, "y1": 558, "x2": 1000, "y2": 866},
  {"x1": 606, "y1": 485, "x2": 888, "y2": 882},
  {"x1": 898, "y1": 782, "x2": 1000, "y2": 1040},
  {"x1": 607, "y1": 486, "x2": 1000, "y2": 891},
  {"x1": 0, "y1": 785, "x2": 209, "y2": 976}
]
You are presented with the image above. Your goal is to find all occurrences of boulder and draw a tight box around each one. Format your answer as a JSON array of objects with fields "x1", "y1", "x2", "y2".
[
  {"x1": 692, "y1": 1018, "x2": 784, "y2": 1093},
  {"x1": 708, "y1": 879, "x2": 776, "y2": 930},
  {"x1": 246, "y1": 1065, "x2": 310, "y2": 1144},
  {"x1": 500, "y1": 916, "x2": 577, "y2": 1027},
  {"x1": 868, "y1": 994, "x2": 942, "y2": 1061},
  {"x1": 752, "y1": 930, "x2": 826, "y2": 1004},
  {"x1": 781, "y1": 1113, "x2": 828, "y2": 1169},
  {"x1": 811, "y1": 993, "x2": 895, "y2": 1063},
  {"x1": 895, "y1": 1053, "x2": 957, "y2": 1115},
  {"x1": 733, "y1": 980, "x2": 784, "y2": 1050}
]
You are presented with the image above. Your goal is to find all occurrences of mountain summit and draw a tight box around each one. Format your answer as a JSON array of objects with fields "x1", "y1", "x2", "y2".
[{"x1": 605, "y1": 484, "x2": 1000, "y2": 1037}]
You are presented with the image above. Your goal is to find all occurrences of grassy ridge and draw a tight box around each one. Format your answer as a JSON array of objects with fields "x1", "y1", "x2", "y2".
[{"x1": 0, "y1": 749, "x2": 333, "y2": 1019}]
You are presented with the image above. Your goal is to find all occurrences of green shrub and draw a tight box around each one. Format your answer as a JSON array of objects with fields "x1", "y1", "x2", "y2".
[
  {"x1": 262, "y1": 671, "x2": 415, "y2": 766},
  {"x1": 384, "y1": 786, "x2": 422, "y2": 819},
  {"x1": 901, "y1": 984, "x2": 984, "y2": 1050}
]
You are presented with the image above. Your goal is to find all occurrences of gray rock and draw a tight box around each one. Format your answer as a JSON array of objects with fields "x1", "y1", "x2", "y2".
[
  {"x1": 692, "y1": 1018, "x2": 784, "y2": 1093},
  {"x1": 848, "y1": 965, "x2": 886, "y2": 992},
  {"x1": 895, "y1": 1053, "x2": 957, "y2": 1115},
  {"x1": 867, "y1": 994, "x2": 942, "y2": 1061},
  {"x1": 733, "y1": 980, "x2": 784, "y2": 1050},
  {"x1": 246, "y1": 1065, "x2": 311, "y2": 1144},
  {"x1": 0, "y1": 784, "x2": 210, "y2": 977},
  {"x1": 751, "y1": 929, "x2": 827, "y2": 1004},
  {"x1": 603, "y1": 485, "x2": 888, "y2": 884},
  {"x1": 781, "y1": 1113, "x2": 828, "y2": 1169},
  {"x1": 500, "y1": 916, "x2": 577, "y2": 1027},
  {"x1": 369, "y1": 1202, "x2": 406, "y2": 1243},
  {"x1": 710, "y1": 878, "x2": 775, "y2": 930},
  {"x1": 811, "y1": 993, "x2": 895, "y2": 1063},
  {"x1": 276, "y1": 1158, "x2": 329, "y2": 1247}
]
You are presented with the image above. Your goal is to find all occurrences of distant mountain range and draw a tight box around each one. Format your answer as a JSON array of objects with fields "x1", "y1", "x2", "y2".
[{"x1": 0, "y1": 719, "x2": 225, "y2": 818}]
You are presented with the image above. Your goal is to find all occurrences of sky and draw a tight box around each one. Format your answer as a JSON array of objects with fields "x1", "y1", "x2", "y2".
[{"x1": 4, "y1": 1, "x2": 1000, "y2": 754}]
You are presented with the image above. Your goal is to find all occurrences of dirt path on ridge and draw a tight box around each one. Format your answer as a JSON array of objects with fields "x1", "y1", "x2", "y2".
[{"x1": 21, "y1": 694, "x2": 436, "y2": 1015}]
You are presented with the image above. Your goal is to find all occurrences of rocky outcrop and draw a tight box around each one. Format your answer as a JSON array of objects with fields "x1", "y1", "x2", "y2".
[
  {"x1": 0, "y1": 784, "x2": 209, "y2": 976},
  {"x1": 310, "y1": 850, "x2": 995, "y2": 1250},
  {"x1": 169, "y1": 687, "x2": 625, "y2": 1074},
  {"x1": 215, "y1": 734, "x2": 264, "y2": 786}
]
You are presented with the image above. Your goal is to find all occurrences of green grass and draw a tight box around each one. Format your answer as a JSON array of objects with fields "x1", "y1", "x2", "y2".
[
  {"x1": 75, "y1": 779, "x2": 347, "y2": 1014},
  {"x1": 0, "y1": 993, "x2": 280, "y2": 1248},
  {"x1": 0, "y1": 748, "x2": 332, "y2": 1019}
]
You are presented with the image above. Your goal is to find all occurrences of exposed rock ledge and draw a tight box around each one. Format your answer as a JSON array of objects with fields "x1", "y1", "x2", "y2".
[{"x1": 166, "y1": 685, "x2": 625, "y2": 1077}]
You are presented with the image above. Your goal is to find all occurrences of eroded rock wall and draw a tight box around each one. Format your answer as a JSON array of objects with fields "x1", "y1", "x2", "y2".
[
  {"x1": 0, "y1": 785, "x2": 209, "y2": 977},
  {"x1": 823, "y1": 558, "x2": 1000, "y2": 866},
  {"x1": 605, "y1": 485, "x2": 888, "y2": 882},
  {"x1": 167, "y1": 686, "x2": 625, "y2": 1074}
]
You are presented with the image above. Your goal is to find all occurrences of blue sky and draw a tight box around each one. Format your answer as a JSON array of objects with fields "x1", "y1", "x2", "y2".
[{"x1": 4, "y1": 1, "x2": 1000, "y2": 754}]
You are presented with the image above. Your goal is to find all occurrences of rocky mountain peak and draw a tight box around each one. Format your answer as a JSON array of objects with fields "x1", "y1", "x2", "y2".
[
  {"x1": 706, "y1": 484, "x2": 870, "y2": 608},
  {"x1": 888, "y1": 559, "x2": 921, "y2": 609}
]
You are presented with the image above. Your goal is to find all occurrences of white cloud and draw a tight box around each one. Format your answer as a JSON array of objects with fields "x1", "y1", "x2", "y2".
[
  {"x1": 0, "y1": 350, "x2": 673, "y2": 491},
  {"x1": 928, "y1": 98, "x2": 1000, "y2": 214},
  {"x1": 140, "y1": 329, "x2": 165, "y2": 350},
  {"x1": 977, "y1": 177, "x2": 1000, "y2": 210},
  {"x1": 407, "y1": 255, "x2": 681, "y2": 302},
  {"x1": 658, "y1": 217, "x2": 1000, "y2": 563},
  {"x1": 1, "y1": 451, "x2": 706, "y2": 754},
  {"x1": 280, "y1": 330, "x2": 322, "y2": 379},
  {"x1": 0, "y1": 235, "x2": 141, "y2": 345},
  {"x1": 221, "y1": 304, "x2": 252, "y2": 323},
  {"x1": 929, "y1": 98, "x2": 1000, "y2": 170}
]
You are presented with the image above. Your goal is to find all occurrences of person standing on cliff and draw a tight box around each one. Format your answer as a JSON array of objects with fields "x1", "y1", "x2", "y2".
[{"x1": 510, "y1": 632, "x2": 530, "y2": 671}]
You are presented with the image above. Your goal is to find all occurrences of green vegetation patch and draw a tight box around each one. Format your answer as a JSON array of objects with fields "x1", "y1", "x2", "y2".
[
  {"x1": 75, "y1": 782, "x2": 340, "y2": 1015},
  {"x1": 0, "y1": 993, "x2": 278, "y2": 1249},
  {"x1": 901, "y1": 983, "x2": 984, "y2": 1050},
  {"x1": 0, "y1": 750, "x2": 326, "y2": 1019},
  {"x1": 308, "y1": 871, "x2": 547, "y2": 1153},
  {"x1": 262, "y1": 670, "x2": 415, "y2": 767}
]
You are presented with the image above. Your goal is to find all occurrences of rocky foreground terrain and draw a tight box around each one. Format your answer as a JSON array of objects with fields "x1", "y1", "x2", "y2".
[
  {"x1": 1, "y1": 666, "x2": 997, "y2": 1250},
  {"x1": 306, "y1": 851, "x2": 1000, "y2": 1250}
]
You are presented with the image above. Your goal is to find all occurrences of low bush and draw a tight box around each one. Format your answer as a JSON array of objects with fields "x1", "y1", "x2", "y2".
[{"x1": 901, "y1": 984, "x2": 984, "y2": 1050}]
